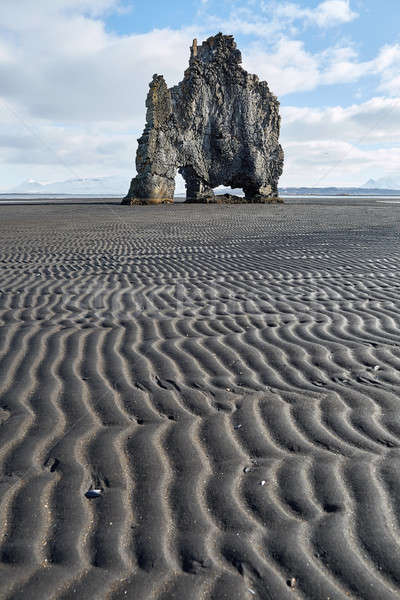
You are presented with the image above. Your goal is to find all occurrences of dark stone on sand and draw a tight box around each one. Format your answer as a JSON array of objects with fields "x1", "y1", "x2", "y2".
[
  {"x1": 287, "y1": 577, "x2": 297, "y2": 588},
  {"x1": 122, "y1": 33, "x2": 284, "y2": 205},
  {"x1": 85, "y1": 489, "x2": 103, "y2": 499}
]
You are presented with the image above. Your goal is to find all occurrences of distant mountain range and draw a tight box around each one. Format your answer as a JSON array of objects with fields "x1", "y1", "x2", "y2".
[
  {"x1": 279, "y1": 176, "x2": 400, "y2": 196},
  {"x1": 7, "y1": 176, "x2": 131, "y2": 196},
  {"x1": 279, "y1": 186, "x2": 400, "y2": 196},
  {"x1": 361, "y1": 176, "x2": 400, "y2": 189},
  {"x1": 4, "y1": 176, "x2": 400, "y2": 197}
]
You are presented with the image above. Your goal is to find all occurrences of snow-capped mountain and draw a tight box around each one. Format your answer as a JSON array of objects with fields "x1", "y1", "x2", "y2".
[
  {"x1": 10, "y1": 178, "x2": 45, "y2": 193},
  {"x1": 8, "y1": 176, "x2": 131, "y2": 195},
  {"x1": 361, "y1": 177, "x2": 400, "y2": 190}
]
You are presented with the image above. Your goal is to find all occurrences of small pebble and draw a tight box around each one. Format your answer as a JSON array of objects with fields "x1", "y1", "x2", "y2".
[
  {"x1": 287, "y1": 577, "x2": 296, "y2": 589},
  {"x1": 85, "y1": 488, "x2": 102, "y2": 499}
]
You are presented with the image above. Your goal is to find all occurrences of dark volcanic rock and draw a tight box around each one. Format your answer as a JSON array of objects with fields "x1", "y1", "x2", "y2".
[{"x1": 122, "y1": 33, "x2": 284, "y2": 205}]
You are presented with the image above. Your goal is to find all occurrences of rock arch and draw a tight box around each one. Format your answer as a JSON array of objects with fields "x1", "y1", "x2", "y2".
[{"x1": 122, "y1": 33, "x2": 284, "y2": 205}]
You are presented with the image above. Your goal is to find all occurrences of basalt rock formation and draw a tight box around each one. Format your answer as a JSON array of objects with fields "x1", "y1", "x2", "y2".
[{"x1": 122, "y1": 33, "x2": 284, "y2": 205}]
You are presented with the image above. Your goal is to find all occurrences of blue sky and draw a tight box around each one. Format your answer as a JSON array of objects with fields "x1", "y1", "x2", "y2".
[{"x1": 0, "y1": 0, "x2": 399, "y2": 189}]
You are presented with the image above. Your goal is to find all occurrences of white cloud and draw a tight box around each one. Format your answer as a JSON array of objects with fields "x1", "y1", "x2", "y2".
[
  {"x1": 282, "y1": 97, "x2": 400, "y2": 144},
  {"x1": 244, "y1": 40, "x2": 320, "y2": 95},
  {"x1": 244, "y1": 38, "x2": 400, "y2": 97},
  {"x1": 244, "y1": 40, "x2": 371, "y2": 96},
  {"x1": 0, "y1": 0, "x2": 123, "y2": 26},
  {"x1": 0, "y1": 12, "x2": 194, "y2": 123},
  {"x1": 0, "y1": 0, "x2": 397, "y2": 190},
  {"x1": 313, "y1": 0, "x2": 357, "y2": 26},
  {"x1": 375, "y1": 44, "x2": 400, "y2": 95},
  {"x1": 279, "y1": 97, "x2": 400, "y2": 186},
  {"x1": 272, "y1": 0, "x2": 358, "y2": 27},
  {"x1": 201, "y1": 0, "x2": 358, "y2": 40},
  {"x1": 0, "y1": 2, "x2": 199, "y2": 186},
  {"x1": 0, "y1": 104, "x2": 138, "y2": 174},
  {"x1": 319, "y1": 46, "x2": 371, "y2": 84},
  {"x1": 282, "y1": 139, "x2": 400, "y2": 186}
]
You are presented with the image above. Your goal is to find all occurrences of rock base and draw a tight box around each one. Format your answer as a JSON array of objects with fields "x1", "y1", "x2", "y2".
[
  {"x1": 122, "y1": 194, "x2": 284, "y2": 205},
  {"x1": 121, "y1": 197, "x2": 174, "y2": 206},
  {"x1": 186, "y1": 194, "x2": 284, "y2": 204}
]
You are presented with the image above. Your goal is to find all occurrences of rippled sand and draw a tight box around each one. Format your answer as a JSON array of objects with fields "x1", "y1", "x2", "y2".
[{"x1": 1, "y1": 198, "x2": 400, "y2": 599}]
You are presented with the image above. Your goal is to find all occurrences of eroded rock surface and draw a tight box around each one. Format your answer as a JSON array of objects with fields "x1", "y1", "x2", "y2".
[{"x1": 122, "y1": 33, "x2": 284, "y2": 205}]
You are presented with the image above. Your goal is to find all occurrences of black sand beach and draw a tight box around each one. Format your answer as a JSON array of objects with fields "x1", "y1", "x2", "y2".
[{"x1": 1, "y1": 198, "x2": 400, "y2": 599}]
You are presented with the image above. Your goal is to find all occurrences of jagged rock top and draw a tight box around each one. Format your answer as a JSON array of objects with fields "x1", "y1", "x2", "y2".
[
  {"x1": 189, "y1": 34, "x2": 242, "y2": 65},
  {"x1": 123, "y1": 33, "x2": 284, "y2": 205}
]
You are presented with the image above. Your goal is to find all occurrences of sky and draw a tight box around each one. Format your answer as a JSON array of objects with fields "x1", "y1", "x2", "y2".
[{"x1": 0, "y1": 0, "x2": 399, "y2": 191}]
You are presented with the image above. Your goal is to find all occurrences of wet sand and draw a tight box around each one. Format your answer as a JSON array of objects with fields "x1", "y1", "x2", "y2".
[{"x1": 1, "y1": 198, "x2": 400, "y2": 599}]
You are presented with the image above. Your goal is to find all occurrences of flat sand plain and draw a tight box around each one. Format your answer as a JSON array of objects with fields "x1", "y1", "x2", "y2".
[{"x1": 1, "y1": 198, "x2": 400, "y2": 599}]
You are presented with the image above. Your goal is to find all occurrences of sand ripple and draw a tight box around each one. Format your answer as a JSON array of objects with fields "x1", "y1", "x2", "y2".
[{"x1": 0, "y1": 200, "x2": 400, "y2": 599}]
